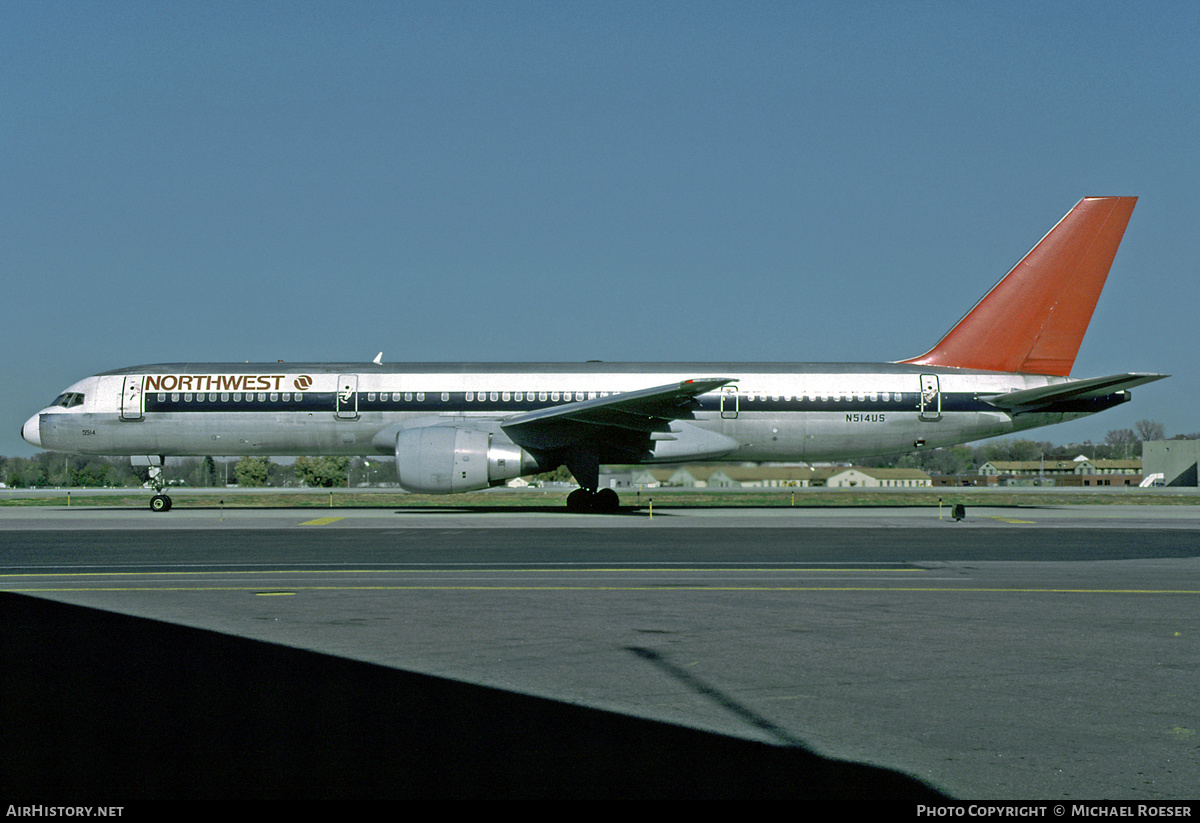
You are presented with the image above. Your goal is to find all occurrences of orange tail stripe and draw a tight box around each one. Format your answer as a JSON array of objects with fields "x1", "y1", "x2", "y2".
[{"x1": 901, "y1": 197, "x2": 1136, "y2": 376}]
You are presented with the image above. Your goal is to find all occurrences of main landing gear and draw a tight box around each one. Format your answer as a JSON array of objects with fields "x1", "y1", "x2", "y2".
[
  {"x1": 566, "y1": 487, "x2": 620, "y2": 514},
  {"x1": 560, "y1": 445, "x2": 619, "y2": 513},
  {"x1": 149, "y1": 493, "x2": 173, "y2": 512}
]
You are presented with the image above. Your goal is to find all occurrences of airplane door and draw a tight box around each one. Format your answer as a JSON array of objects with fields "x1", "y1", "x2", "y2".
[
  {"x1": 720, "y1": 386, "x2": 739, "y2": 419},
  {"x1": 336, "y1": 374, "x2": 359, "y2": 419},
  {"x1": 919, "y1": 374, "x2": 941, "y2": 421},
  {"x1": 121, "y1": 376, "x2": 144, "y2": 420}
]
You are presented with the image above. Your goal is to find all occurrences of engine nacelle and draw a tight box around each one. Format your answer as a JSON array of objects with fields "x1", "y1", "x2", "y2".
[{"x1": 394, "y1": 426, "x2": 538, "y2": 493}]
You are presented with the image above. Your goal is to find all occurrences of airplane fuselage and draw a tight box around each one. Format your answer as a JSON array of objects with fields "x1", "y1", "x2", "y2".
[{"x1": 26, "y1": 361, "x2": 1121, "y2": 465}]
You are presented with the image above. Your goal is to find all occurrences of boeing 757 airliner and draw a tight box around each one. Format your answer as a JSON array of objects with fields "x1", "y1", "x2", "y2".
[{"x1": 23, "y1": 197, "x2": 1165, "y2": 511}]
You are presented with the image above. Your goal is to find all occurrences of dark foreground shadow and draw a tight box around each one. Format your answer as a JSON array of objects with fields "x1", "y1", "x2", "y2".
[{"x1": 0, "y1": 592, "x2": 948, "y2": 800}]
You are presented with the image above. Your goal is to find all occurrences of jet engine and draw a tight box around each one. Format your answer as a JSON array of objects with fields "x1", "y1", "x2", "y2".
[{"x1": 394, "y1": 426, "x2": 539, "y2": 493}]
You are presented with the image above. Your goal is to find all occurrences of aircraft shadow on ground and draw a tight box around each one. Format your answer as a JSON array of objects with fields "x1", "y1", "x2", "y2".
[{"x1": 0, "y1": 592, "x2": 948, "y2": 800}]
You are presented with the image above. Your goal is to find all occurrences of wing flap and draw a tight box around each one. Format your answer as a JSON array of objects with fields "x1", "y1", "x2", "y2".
[{"x1": 501, "y1": 378, "x2": 735, "y2": 451}]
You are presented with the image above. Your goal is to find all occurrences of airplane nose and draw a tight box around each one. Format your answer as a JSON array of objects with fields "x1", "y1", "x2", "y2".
[{"x1": 21, "y1": 414, "x2": 41, "y2": 448}]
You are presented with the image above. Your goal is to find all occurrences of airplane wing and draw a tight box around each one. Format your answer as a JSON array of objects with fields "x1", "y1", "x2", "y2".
[
  {"x1": 500, "y1": 378, "x2": 736, "y2": 453},
  {"x1": 980, "y1": 373, "x2": 1167, "y2": 415}
]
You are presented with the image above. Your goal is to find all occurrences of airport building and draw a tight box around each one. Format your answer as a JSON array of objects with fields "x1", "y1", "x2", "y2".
[
  {"x1": 1142, "y1": 440, "x2": 1200, "y2": 486},
  {"x1": 978, "y1": 457, "x2": 1141, "y2": 478},
  {"x1": 616, "y1": 465, "x2": 931, "y2": 489},
  {"x1": 975, "y1": 457, "x2": 1143, "y2": 486}
]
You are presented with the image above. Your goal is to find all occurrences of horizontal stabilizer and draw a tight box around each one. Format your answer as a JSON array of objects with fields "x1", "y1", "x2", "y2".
[{"x1": 980, "y1": 373, "x2": 1167, "y2": 414}]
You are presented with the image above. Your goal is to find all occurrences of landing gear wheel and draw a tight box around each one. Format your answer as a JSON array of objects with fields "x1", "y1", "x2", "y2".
[
  {"x1": 566, "y1": 489, "x2": 593, "y2": 513},
  {"x1": 593, "y1": 488, "x2": 620, "y2": 514},
  {"x1": 150, "y1": 494, "x2": 172, "y2": 512},
  {"x1": 566, "y1": 488, "x2": 620, "y2": 513}
]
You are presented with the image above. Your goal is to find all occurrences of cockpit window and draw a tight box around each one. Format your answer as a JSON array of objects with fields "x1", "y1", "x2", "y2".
[{"x1": 53, "y1": 392, "x2": 85, "y2": 408}]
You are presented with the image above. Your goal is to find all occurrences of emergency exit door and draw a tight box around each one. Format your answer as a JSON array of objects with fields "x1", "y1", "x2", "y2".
[
  {"x1": 121, "y1": 376, "x2": 144, "y2": 420},
  {"x1": 336, "y1": 374, "x2": 359, "y2": 419},
  {"x1": 720, "y1": 386, "x2": 739, "y2": 419},
  {"x1": 918, "y1": 374, "x2": 941, "y2": 421}
]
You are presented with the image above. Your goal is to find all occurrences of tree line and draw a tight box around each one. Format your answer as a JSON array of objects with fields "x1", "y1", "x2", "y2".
[
  {"x1": 0, "y1": 453, "x2": 354, "y2": 489},
  {"x1": 860, "y1": 420, "x2": 1195, "y2": 476},
  {"x1": 1, "y1": 420, "x2": 1192, "y2": 488}
]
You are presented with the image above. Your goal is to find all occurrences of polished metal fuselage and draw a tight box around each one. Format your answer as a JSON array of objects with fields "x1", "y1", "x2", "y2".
[{"x1": 26, "y1": 361, "x2": 1101, "y2": 463}]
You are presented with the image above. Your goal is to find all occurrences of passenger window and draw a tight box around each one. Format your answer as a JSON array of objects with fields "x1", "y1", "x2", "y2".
[
  {"x1": 441, "y1": 392, "x2": 449, "y2": 402},
  {"x1": 416, "y1": 392, "x2": 425, "y2": 402}
]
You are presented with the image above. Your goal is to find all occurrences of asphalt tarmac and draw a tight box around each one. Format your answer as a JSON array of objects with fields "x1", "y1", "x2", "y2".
[{"x1": 1, "y1": 502, "x2": 1197, "y2": 802}]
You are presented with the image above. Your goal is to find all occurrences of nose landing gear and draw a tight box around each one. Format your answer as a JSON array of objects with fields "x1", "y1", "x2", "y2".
[{"x1": 144, "y1": 458, "x2": 172, "y2": 512}]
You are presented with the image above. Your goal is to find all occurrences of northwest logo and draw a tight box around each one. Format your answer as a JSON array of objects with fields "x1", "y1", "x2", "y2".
[{"x1": 143, "y1": 374, "x2": 316, "y2": 393}]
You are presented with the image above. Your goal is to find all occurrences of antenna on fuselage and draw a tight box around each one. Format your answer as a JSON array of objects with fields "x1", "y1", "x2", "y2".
[{"x1": 372, "y1": 352, "x2": 383, "y2": 365}]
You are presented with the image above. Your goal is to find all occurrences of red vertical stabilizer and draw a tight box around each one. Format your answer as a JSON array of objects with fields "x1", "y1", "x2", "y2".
[{"x1": 900, "y1": 196, "x2": 1137, "y2": 376}]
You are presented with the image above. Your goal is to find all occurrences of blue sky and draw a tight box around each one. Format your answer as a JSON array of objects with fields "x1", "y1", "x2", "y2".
[{"x1": 4, "y1": 2, "x2": 1196, "y2": 457}]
